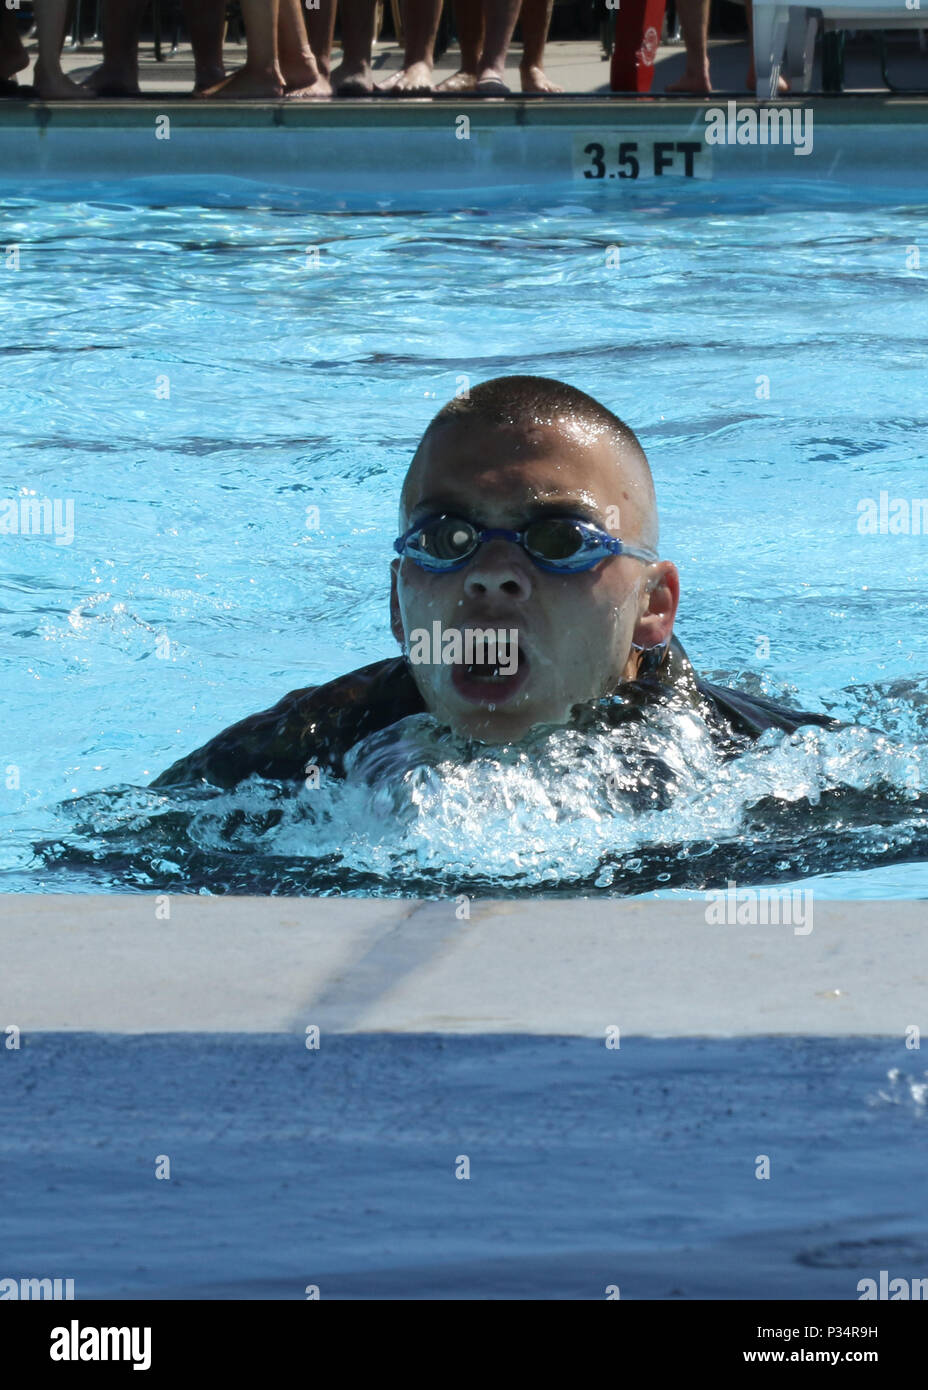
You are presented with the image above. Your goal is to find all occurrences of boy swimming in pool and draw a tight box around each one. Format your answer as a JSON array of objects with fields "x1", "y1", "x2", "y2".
[{"x1": 153, "y1": 375, "x2": 837, "y2": 789}]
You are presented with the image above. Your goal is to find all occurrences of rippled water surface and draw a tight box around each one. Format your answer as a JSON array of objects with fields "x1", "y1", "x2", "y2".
[
  {"x1": 2, "y1": 178, "x2": 926, "y2": 894},
  {"x1": 2, "y1": 1035, "x2": 924, "y2": 1298}
]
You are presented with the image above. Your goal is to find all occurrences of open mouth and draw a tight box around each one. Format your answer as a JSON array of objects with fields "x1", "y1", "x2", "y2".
[{"x1": 450, "y1": 649, "x2": 530, "y2": 706}]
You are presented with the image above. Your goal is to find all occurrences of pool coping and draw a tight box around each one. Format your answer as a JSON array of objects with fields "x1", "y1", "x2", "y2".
[
  {"x1": 2, "y1": 92, "x2": 928, "y2": 129},
  {"x1": 3, "y1": 894, "x2": 925, "y2": 1036}
]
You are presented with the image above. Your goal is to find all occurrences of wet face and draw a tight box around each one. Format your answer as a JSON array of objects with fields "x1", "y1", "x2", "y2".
[{"x1": 390, "y1": 416, "x2": 680, "y2": 743}]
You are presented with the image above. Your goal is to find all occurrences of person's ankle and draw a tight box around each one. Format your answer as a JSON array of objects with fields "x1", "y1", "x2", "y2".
[
  {"x1": 195, "y1": 65, "x2": 226, "y2": 88},
  {"x1": 94, "y1": 62, "x2": 140, "y2": 81},
  {"x1": 247, "y1": 61, "x2": 285, "y2": 82}
]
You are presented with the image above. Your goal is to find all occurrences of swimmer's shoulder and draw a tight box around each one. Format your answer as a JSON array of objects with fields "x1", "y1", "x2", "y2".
[
  {"x1": 677, "y1": 642, "x2": 842, "y2": 740},
  {"x1": 151, "y1": 655, "x2": 422, "y2": 789},
  {"x1": 698, "y1": 679, "x2": 840, "y2": 739},
  {"x1": 633, "y1": 637, "x2": 842, "y2": 741}
]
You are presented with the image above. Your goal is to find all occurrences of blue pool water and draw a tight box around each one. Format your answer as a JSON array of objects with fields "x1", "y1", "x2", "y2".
[
  {"x1": 1, "y1": 177, "x2": 926, "y2": 895},
  {"x1": 1, "y1": 1034, "x2": 925, "y2": 1299}
]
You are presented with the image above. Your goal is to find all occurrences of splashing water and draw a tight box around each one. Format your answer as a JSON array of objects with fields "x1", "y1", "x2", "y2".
[
  {"x1": 871, "y1": 1068, "x2": 928, "y2": 1115},
  {"x1": 23, "y1": 687, "x2": 928, "y2": 895}
]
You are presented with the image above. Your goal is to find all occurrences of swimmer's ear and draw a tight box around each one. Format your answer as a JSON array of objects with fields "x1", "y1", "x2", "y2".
[
  {"x1": 390, "y1": 558, "x2": 405, "y2": 647},
  {"x1": 630, "y1": 561, "x2": 680, "y2": 653}
]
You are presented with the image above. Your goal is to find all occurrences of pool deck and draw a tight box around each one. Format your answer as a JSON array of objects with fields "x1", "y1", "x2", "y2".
[
  {"x1": 4, "y1": 32, "x2": 928, "y2": 99},
  {"x1": 3, "y1": 894, "x2": 926, "y2": 1036}
]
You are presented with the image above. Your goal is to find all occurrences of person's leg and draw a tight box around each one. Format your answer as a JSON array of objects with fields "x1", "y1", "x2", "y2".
[
  {"x1": 744, "y1": 0, "x2": 788, "y2": 92},
  {"x1": 278, "y1": 0, "x2": 331, "y2": 94},
  {"x1": 201, "y1": 0, "x2": 286, "y2": 97},
  {"x1": 475, "y1": 0, "x2": 521, "y2": 92},
  {"x1": 434, "y1": 0, "x2": 483, "y2": 93},
  {"x1": 664, "y1": 0, "x2": 711, "y2": 93},
  {"x1": 304, "y1": 0, "x2": 337, "y2": 81},
  {"x1": 82, "y1": 0, "x2": 146, "y2": 96},
  {"x1": 33, "y1": 0, "x2": 96, "y2": 98},
  {"x1": 0, "y1": 7, "x2": 30, "y2": 83},
  {"x1": 181, "y1": 0, "x2": 227, "y2": 93},
  {"x1": 377, "y1": 0, "x2": 443, "y2": 94},
  {"x1": 518, "y1": 0, "x2": 561, "y2": 92},
  {"x1": 332, "y1": 0, "x2": 377, "y2": 94}
]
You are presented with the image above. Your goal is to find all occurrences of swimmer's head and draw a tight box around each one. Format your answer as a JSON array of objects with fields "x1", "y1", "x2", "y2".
[{"x1": 390, "y1": 375, "x2": 680, "y2": 743}]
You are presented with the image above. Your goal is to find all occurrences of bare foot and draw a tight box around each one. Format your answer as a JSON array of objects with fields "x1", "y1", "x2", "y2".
[
  {"x1": 282, "y1": 53, "x2": 324, "y2": 90},
  {"x1": 746, "y1": 65, "x2": 790, "y2": 94},
  {"x1": 665, "y1": 69, "x2": 712, "y2": 94},
  {"x1": 475, "y1": 66, "x2": 510, "y2": 95},
  {"x1": 82, "y1": 64, "x2": 141, "y2": 97},
  {"x1": 377, "y1": 61, "x2": 434, "y2": 95},
  {"x1": 198, "y1": 63, "x2": 287, "y2": 98},
  {"x1": 194, "y1": 65, "x2": 227, "y2": 94},
  {"x1": 287, "y1": 74, "x2": 333, "y2": 99},
  {"x1": 331, "y1": 59, "x2": 375, "y2": 95},
  {"x1": 34, "y1": 66, "x2": 98, "y2": 100},
  {"x1": 520, "y1": 64, "x2": 562, "y2": 93},
  {"x1": 434, "y1": 69, "x2": 478, "y2": 93}
]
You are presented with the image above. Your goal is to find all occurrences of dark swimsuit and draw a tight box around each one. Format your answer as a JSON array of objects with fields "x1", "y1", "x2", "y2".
[{"x1": 151, "y1": 636, "x2": 839, "y2": 790}]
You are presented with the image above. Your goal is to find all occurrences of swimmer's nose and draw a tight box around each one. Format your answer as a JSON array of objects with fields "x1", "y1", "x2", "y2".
[{"x1": 462, "y1": 541, "x2": 533, "y2": 602}]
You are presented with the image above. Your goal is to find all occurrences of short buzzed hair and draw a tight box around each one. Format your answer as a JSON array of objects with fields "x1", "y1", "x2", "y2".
[
  {"x1": 421, "y1": 375, "x2": 648, "y2": 462},
  {"x1": 402, "y1": 375, "x2": 657, "y2": 546}
]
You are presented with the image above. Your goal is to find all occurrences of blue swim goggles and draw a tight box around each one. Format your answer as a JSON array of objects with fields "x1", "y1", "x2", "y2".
[{"x1": 394, "y1": 513, "x2": 659, "y2": 575}]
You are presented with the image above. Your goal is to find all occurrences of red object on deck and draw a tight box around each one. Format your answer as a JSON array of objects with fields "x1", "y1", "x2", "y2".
[{"x1": 609, "y1": 0, "x2": 667, "y2": 92}]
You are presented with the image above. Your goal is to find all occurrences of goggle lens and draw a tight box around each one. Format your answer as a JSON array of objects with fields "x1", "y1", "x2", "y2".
[
  {"x1": 523, "y1": 518, "x2": 587, "y2": 562},
  {"x1": 414, "y1": 516, "x2": 478, "y2": 563}
]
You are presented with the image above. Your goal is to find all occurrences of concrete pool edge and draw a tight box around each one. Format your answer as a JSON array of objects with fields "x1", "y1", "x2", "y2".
[
  {"x1": 1, "y1": 95, "x2": 927, "y2": 190},
  {"x1": 2, "y1": 894, "x2": 925, "y2": 1036},
  {"x1": 3, "y1": 94, "x2": 928, "y2": 126}
]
